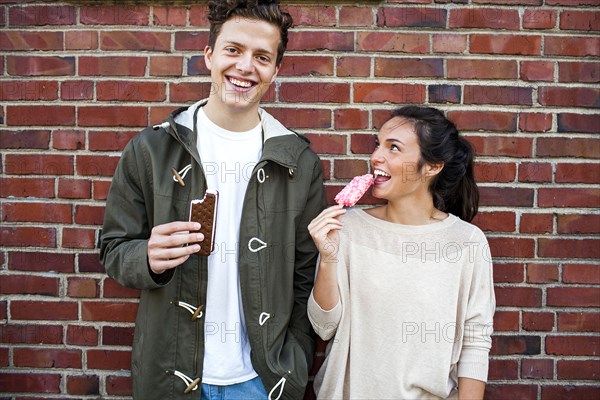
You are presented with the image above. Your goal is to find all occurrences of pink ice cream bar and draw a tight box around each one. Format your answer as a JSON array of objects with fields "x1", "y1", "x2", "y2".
[{"x1": 334, "y1": 174, "x2": 375, "y2": 207}]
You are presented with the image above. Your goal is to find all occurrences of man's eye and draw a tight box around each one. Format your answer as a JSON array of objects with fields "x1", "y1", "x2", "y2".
[{"x1": 257, "y1": 56, "x2": 270, "y2": 63}]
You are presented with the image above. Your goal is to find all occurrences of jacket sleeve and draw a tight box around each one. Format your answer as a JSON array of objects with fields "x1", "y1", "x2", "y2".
[
  {"x1": 457, "y1": 231, "x2": 496, "y2": 382},
  {"x1": 288, "y1": 154, "x2": 327, "y2": 353},
  {"x1": 100, "y1": 138, "x2": 174, "y2": 290}
]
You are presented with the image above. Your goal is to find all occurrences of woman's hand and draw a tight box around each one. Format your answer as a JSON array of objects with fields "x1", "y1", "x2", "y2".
[{"x1": 308, "y1": 205, "x2": 346, "y2": 264}]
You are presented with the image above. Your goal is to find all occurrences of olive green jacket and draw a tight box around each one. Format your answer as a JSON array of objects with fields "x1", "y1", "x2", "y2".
[{"x1": 100, "y1": 100, "x2": 326, "y2": 399}]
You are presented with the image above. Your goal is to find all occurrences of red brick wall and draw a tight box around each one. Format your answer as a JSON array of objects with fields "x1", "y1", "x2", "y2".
[{"x1": 1, "y1": 0, "x2": 599, "y2": 398}]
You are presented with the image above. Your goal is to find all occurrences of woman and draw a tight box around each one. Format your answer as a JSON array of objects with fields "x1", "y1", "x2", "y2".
[{"x1": 307, "y1": 106, "x2": 495, "y2": 400}]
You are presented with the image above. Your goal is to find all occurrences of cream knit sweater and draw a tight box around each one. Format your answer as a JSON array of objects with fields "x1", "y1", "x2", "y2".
[{"x1": 308, "y1": 209, "x2": 495, "y2": 400}]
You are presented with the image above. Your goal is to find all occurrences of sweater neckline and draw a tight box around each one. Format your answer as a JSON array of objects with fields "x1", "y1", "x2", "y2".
[{"x1": 354, "y1": 208, "x2": 458, "y2": 234}]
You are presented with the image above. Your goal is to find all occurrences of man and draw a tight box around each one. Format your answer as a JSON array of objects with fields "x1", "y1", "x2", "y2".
[{"x1": 100, "y1": 1, "x2": 326, "y2": 399}]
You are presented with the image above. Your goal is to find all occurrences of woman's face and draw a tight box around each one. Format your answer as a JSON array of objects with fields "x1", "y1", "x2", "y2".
[{"x1": 370, "y1": 117, "x2": 431, "y2": 202}]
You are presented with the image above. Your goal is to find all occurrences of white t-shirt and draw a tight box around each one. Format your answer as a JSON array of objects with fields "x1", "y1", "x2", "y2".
[{"x1": 196, "y1": 107, "x2": 262, "y2": 385}]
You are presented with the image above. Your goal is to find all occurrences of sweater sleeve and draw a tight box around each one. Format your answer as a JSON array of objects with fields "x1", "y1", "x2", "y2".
[
  {"x1": 307, "y1": 290, "x2": 342, "y2": 341},
  {"x1": 457, "y1": 231, "x2": 496, "y2": 382}
]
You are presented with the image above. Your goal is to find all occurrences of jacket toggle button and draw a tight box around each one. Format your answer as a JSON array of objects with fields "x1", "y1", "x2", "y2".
[
  {"x1": 177, "y1": 301, "x2": 204, "y2": 320},
  {"x1": 172, "y1": 370, "x2": 200, "y2": 394},
  {"x1": 248, "y1": 237, "x2": 267, "y2": 253}
]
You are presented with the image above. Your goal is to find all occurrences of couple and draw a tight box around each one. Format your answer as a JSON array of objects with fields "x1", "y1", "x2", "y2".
[{"x1": 99, "y1": 1, "x2": 495, "y2": 399}]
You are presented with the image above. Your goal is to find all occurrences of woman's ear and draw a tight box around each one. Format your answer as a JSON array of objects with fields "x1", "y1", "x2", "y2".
[{"x1": 425, "y1": 162, "x2": 444, "y2": 177}]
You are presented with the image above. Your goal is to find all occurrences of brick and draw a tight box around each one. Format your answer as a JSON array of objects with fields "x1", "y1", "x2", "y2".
[
  {"x1": 357, "y1": 32, "x2": 428, "y2": 53},
  {"x1": 0, "y1": 347, "x2": 7, "y2": 367},
  {"x1": 480, "y1": 187, "x2": 534, "y2": 207},
  {"x1": 66, "y1": 325, "x2": 99, "y2": 346},
  {"x1": 150, "y1": 106, "x2": 178, "y2": 125},
  {"x1": 7, "y1": 56, "x2": 75, "y2": 76},
  {"x1": 539, "y1": 188, "x2": 599, "y2": 208},
  {"x1": 74, "y1": 205, "x2": 104, "y2": 226},
  {"x1": 0, "y1": 275, "x2": 58, "y2": 296},
  {"x1": 520, "y1": 213, "x2": 553, "y2": 234},
  {"x1": 539, "y1": 87, "x2": 599, "y2": 108},
  {"x1": 547, "y1": 287, "x2": 600, "y2": 307},
  {"x1": 81, "y1": 301, "x2": 138, "y2": 322},
  {"x1": 80, "y1": 6, "x2": 149, "y2": 25},
  {"x1": 471, "y1": 34, "x2": 541, "y2": 55},
  {"x1": 495, "y1": 287, "x2": 541, "y2": 307},
  {"x1": 53, "y1": 129, "x2": 85, "y2": 150},
  {"x1": 79, "y1": 106, "x2": 147, "y2": 127},
  {"x1": 288, "y1": 31, "x2": 353, "y2": 51},
  {"x1": 432, "y1": 34, "x2": 467, "y2": 53},
  {"x1": 472, "y1": 0, "x2": 541, "y2": 4},
  {"x1": 491, "y1": 335, "x2": 541, "y2": 355},
  {"x1": 320, "y1": 160, "x2": 331, "y2": 181},
  {"x1": 0, "y1": 31, "x2": 63, "y2": 51},
  {"x1": 0, "y1": 129, "x2": 50, "y2": 149},
  {"x1": 520, "y1": 60, "x2": 554, "y2": 82},
  {"x1": 169, "y1": 82, "x2": 213, "y2": 102},
  {"x1": 103, "y1": 278, "x2": 141, "y2": 299},
  {"x1": 493, "y1": 263, "x2": 524, "y2": 283},
  {"x1": 266, "y1": 108, "x2": 331, "y2": 129},
  {"x1": 556, "y1": 163, "x2": 599, "y2": 184},
  {"x1": 339, "y1": 6, "x2": 372, "y2": 27},
  {"x1": 0, "y1": 324, "x2": 63, "y2": 344},
  {"x1": 447, "y1": 59, "x2": 517, "y2": 79},
  {"x1": 375, "y1": 58, "x2": 443, "y2": 78},
  {"x1": 87, "y1": 349, "x2": 131, "y2": 370},
  {"x1": 65, "y1": 30, "x2": 98, "y2": 50},
  {"x1": 558, "y1": 113, "x2": 600, "y2": 133},
  {"x1": 540, "y1": 239, "x2": 600, "y2": 259},
  {"x1": 67, "y1": 277, "x2": 98, "y2": 298},
  {"x1": 334, "y1": 109, "x2": 368, "y2": 130},
  {"x1": 560, "y1": 10, "x2": 600, "y2": 31},
  {"x1": 101, "y1": 30, "x2": 169, "y2": 52},
  {"x1": 546, "y1": 335, "x2": 599, "y2": 356},
  {"x1": 14, "y1": 348, "x2": 81, "y2": 368},
  {"x1": 280, "y1": 83, "x2": 350, "y2": 103},
  {"x1": 89, "y1": 130, "x2": 136, "y2": 151},
  {"x1": 355, "y1": 83, "x2": 425, "y2": 103},
  {"x1": 447, "y1": 111, "x2": 517, "y2": 132},
  {"x1": 102, "y1": 326, "x2": 135, "y2": 346},
  {"x1": 5, "y1": 154, "x2": 73, "y2": 175},
  {"x1": 0, "y1": 373, "x2": 61, "y2": 393},
  {"x1": 303, "y1": 134, "x2": 346, "y2": 154},
  {"x1": 466, "y1": 85, "x2": 533, "y2": 106},
  {"x1": 0, "y1": 177, "x2": 55, "y2": 198},
  {"x1": 470, "y1": 136, "x2": 533, "y2": 157},
  {"x1": 539, "y1": 137, "x2": 599, "y2": 158},
  {"x1": 523, "y1": 9, "x2": 557, "y2": 29},
  {"x1": 11, "y1": 300, "x2": 77, "y2": 321},
  {"x1": 523, "y1": 312, "x2": 554, "y2": 331},
  {"x1": 8, "y1": 252, "x2": 74, "y2": 273},
  {"x1": 75, "y1": 155, "x2": 118, "y2": 177},
  {"x1": 62, "y1": 227, "x2": 96, "y2": 249},
  {"x1": 547, "y1": 0, "x2": 599, "y2": 4},
  {"x1": 7, "y1": 105, "x2": 75, "y2": 126},
  {"x1": 67, "y1": 375, "x2": 100, "y2": 396},
  {"x1": 377, "y1": 7, "x2": 446, "y2": 28},
  {"x1": 493, "y1": 310, "x2": 520, "y2": 330},
  {"x1": 79, "y1": 253, "x2": 105, "y2": 273},
  {"x1": 333, "y1": 159, "x2": 368, "y2": 179},
  {"x1": 545, "y1": 36, "x2": 600, "y2": 57},
  {"x1": 2, "y1": 202, "x2": 72, "y2": 223},
  {"x1": 174, "y1": 31, "x2": 209, "y2": 51},
  {"x1": 79, "y1": 56, "x2": 146, "y2": 76},
  {"x1": 474, "y1": 162, "x2": 516, "y2": 183},
  {"x1": 93, "y1": 180, "x2": 112, "y2": 201},
  {"x1": 351, "y1": 134, "x2": 377, "y2": 155},
  {"x1": 58, "y1": 178, "x2": 91, "y2": 199},
  {"x1": 337, "y1": 56, "x2": 370, "y2": 78},
  {"x1": 153, "y1": 6, "x2": 187, "y2": 26},
  {"x1": 559, "y1": 62, "x2": 600, "y2": 83},
  {"x1": 429, "y1": 85, "x2": 461, "y2": 104},
  {"x1": 449, "y1": 8, "x2": 520, "y2": 30},
  {"x1": 286, "y1": 6, "x2": 336, "y2": 26},
  {"x1": 526, "y1": 263, "x2": 559, "y2": 283},
  {"x1": 518, "y1": 162, "x2": 552, "y2": 183},
  {"x1": 61, "y1": 80, "x2": 94, "y2": 101},
  {"x1": 278, "y1": 56, "x2": 333, "y2": 77},
  {"x1": 150, "y1": 56, "x2": 183, "y2": 77},
  {"x1": 558, "y1": 312, "x2": 599, "y2": 332},
  {"x1": 189, "y1": 5, "x2": 208, "y2": 26},
  {"x1": 97, "y1": 81, "x2": 166, "y2": 102},
  {"x1": 106, "y1": 375, "x2": 132, "y2": 396},
  {"x1": 521, "y1": 359, "x2": 554, "y2": 379},
  {"x1": 562, "y1": 264, "x2": 600, "y2": 284},
  {"x1": 519, "y1": 112, "x2": 552, "y2": 132},
  {"x1": 558, "y1": 360, "x2": 599, "y2": 380},
  {"x1": 9, "y1": 5, "x2": 75, "y2": 26},
  {"x1": 0, "y1": 227, "x2": 56, "y2": 248},
  {"x1": 485, "y1": 385, "x2": 538, "y2": 400},
  {"x1": 542, "y1": 386, "x2": 600, "y2": 400}
]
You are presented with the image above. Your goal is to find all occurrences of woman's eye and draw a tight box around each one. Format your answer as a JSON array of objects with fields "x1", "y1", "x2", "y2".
[{"x1": 391, "y1": 145, "x2": 400, "y2": 152}]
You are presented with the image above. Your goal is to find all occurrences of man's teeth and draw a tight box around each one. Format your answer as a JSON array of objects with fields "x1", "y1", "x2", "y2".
[
  {"x1": 230, "y1": 77, "x2": 252, "y2": 88},
  {"x1": 374, "y1": 170, "x2": 390, "y2": 177}
]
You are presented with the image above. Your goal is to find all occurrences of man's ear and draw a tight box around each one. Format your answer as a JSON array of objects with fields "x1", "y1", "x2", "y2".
[
  {"x1": 204, "y1": 45, "x2": 213, "y2": 70},
  {"x1": 270, "y1": 64, "x2": 280, "y2": 83},
  {"x1": 425, "y1": 162, "x2": 444, "y2": 177}
]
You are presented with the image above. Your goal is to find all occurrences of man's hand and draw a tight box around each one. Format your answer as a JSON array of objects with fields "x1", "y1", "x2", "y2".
[{"x1": 148, "y1": 221, "x2": 205, "y2": 274}]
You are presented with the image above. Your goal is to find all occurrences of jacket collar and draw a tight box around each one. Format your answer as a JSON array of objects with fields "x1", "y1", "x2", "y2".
[{"x1": 164, "y1": 99, "x2": 308, "y2": 169}]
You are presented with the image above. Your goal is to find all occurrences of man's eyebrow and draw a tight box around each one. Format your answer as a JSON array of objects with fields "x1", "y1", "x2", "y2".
[{"x1": 223, "y1": 40, "x2": 274, "y2": 56}]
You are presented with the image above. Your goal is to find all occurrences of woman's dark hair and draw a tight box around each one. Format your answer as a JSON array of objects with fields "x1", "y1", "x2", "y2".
[
  {"x1": 391, "y1": 106, "x2": 479, "y2": 222},
  {"x1": 207, "y1": 0, "x2": 293, "y2": 66}
]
